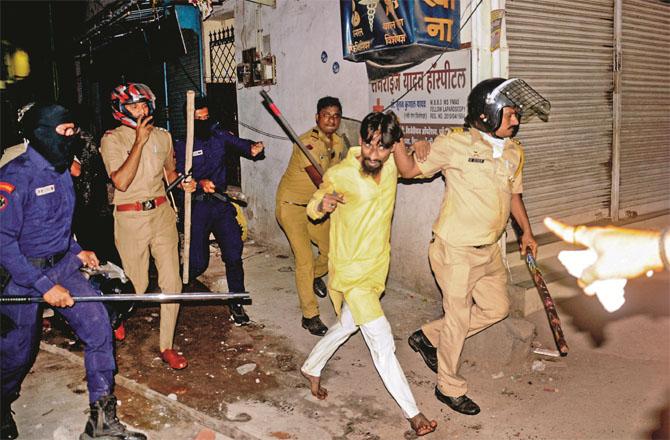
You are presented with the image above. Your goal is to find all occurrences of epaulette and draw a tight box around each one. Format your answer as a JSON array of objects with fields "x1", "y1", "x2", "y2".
[
  {"x1": 103, "y1": 130, "x2": 115, "y2": 137},
  {"x1": 155, "y1": 127, "x2": 168, "y2": 132},
  {"x1": 511, "y1": 138, "x2": 522, "y2": 145},
  {"x1": 310, "y1": 128, "x2": 320, "y2": 139}
]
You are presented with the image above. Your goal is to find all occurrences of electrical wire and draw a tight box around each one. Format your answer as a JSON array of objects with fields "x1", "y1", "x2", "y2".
[{"x1": 383, "y1": 0, "x2": 484, "y2": 112}]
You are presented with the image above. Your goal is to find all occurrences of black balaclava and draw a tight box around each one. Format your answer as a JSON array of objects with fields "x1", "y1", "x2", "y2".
[
  {"x1": 193, "y1": 96, "x2": 215, "y2": 140},
  {"x1": 21, "y1": 104, "x2": 81, "y2": 174}
]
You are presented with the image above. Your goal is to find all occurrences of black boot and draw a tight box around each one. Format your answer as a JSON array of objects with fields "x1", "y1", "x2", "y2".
[
  {"x1": 79, "y1": 395, "x2": 146, "y2": 440},
  {"x1": 0, "y1": 402, "x2": 18, "y2": 440},
  {"x1": 229, "y1": 303, "x2": 250, "y2": 326},
  {"x1": 408, "y1": 329, "x2": 438, "y2": 373}
]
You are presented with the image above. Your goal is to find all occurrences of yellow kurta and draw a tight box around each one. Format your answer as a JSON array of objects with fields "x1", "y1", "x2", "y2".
[{"x1": 306, "y1": 147, "x2": 398, "y2": 325}]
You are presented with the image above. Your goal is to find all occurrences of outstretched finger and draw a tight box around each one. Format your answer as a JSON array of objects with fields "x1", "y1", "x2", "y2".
[{"x1": 544, "y1": 217, "x2": 594, "y2": 247}]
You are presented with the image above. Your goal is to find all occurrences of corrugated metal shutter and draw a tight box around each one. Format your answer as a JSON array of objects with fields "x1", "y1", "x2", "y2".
[
  {"x1": 618, "y1": 0, "x2": 670, "y2": 218},
  {"x1": 167, "y1": 29, "x2": 203, "y2": 140},
  {"x1": 506, "y1": 0, "x2": 614, "y2": 233}
]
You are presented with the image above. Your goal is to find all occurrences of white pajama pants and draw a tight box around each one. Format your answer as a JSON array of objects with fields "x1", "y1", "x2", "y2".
[{"x1": 301, "y1": 303, "x2": 420, "y2": 418}]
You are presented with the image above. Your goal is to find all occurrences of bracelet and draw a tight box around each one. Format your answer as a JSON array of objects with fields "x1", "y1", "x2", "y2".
[{"x1": 660, "y1": 228, "x2": 670, "y2": 269}]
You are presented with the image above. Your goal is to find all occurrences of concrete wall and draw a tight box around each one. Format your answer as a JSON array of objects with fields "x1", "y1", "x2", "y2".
[{"x1": 225, "y1": 0, "x2": 494, "y2": 296}]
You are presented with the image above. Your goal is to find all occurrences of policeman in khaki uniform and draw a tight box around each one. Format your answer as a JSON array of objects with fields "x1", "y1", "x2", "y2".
[
  {"x1": 276, "y1": 97, "x2": 346, "y2": 336},
  {"x1": 100, "y1": 83, "x2": 195, "y2": 370},
  {"x1": 394, "y1": 78, "x2": 550, "y2": 415}
]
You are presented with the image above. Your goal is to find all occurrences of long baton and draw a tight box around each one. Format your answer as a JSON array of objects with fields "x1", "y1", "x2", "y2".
[
  {"x1": 0, "y1": 292, "x2": 250, "y2": 304},
  {"x1": 259, "y1": 91, "x2": 324, "y2": 177},
  {"x1": 525, "y1": 253, "x2": 569, "y2": 356},
  {"x1": 182, "y1": 90, "x2": 196, "y2": 283}
]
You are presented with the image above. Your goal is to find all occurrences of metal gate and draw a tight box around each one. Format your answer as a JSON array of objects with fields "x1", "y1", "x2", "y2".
[
  {"x1": 209, "y1": 26, "x2": 236, "y2": 84},
  {"x1": 207, "y1": 25, "x2": 241, "y2": 186}
]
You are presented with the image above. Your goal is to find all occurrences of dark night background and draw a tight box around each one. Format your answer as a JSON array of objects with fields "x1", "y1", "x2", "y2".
[{"x1": 1, "y1": 0, "x2": 87, "y2": 149}]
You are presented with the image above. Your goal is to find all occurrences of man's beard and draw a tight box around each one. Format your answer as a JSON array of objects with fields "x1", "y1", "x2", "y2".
[{"x1": 361, "y1": 158, "x2": 383, "y2": 177}]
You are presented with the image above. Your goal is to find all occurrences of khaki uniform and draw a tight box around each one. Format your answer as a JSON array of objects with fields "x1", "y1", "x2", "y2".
[
  {"x1": 417, "y1": 128, "x2": 524, "y2": 397},
  {"x1": 276, "y1": 127, "x2": 345, "y2": 319},
  {"x1": 100, "y1": 125, "x2": 182, "y2": 351}
]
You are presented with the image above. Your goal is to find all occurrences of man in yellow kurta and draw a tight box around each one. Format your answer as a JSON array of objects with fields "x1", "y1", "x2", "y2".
[
  {"x1": 300, "y1": 112, "x2": 437, "y2": 437},
  {"x1": 276, "y1": 97, "x2": 346, "y2": 336}
]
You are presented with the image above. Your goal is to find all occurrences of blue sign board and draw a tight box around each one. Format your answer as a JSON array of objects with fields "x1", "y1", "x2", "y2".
[{"x1": 341, "y1": 0, "x2": 461, "y2": 64}]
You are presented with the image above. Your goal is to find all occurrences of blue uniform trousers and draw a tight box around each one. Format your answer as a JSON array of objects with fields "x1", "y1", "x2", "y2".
[
  {"x1": 0, "y1": 253, "x2": 115, "y2": 405},
  {"x1": 190, "y1": 197, "x2": 244, "y2": 292}
]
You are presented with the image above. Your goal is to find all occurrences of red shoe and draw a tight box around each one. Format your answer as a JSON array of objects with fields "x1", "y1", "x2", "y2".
[
  {"x1": 114, "y1": 323, "x2": 126, "y2": 341},
  {"x1": 160, "y1": 349, "x2": 188, "y2": 370}
]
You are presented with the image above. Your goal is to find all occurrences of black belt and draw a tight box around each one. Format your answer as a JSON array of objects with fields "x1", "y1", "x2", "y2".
[
  {"x1": 28, "y1": 251, "x2": 67, "y2": 268},
  {"x1": 473, "y1": 243, "x2": 493, "y2": 249}
]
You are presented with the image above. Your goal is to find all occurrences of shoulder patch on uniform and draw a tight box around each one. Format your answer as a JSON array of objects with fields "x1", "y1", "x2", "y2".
[
  {"x1": 0, "y1": 193, "x2": 8, "y2": 211},
  {"x1": 0, "y1": 182, "x2": 15, "y2": 194}
]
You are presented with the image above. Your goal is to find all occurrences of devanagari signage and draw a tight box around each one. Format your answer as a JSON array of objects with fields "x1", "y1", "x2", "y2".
[
  {"x1": 369, "y1": 49, "x2": 471, "y2": 143},
  {"x1": 342, "y1": 0, "x2": 460, "y2": 63}
]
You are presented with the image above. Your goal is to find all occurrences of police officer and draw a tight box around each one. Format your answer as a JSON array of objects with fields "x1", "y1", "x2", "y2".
[
  {"x1": 0, "y1": 103, "x2": 145, "y2": 439},
  {"x1": 100, "y1": 83, "x2": 195, "y2": 370},
  {"x1": 276, "y1": 97, "x2": 346, "y2": 336},
  {"x1": 175, "y1": 97, "x2": 264, "y2": 325},
  {"x1": 393, "y1": 78, "x2": 549, "y2": 415}
]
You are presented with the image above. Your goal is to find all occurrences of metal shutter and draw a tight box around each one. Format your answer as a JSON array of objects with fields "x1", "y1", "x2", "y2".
[
  {"x1": 506, "y1": 0, "x2": 614, "y2": 233},
  {"x1": 618, "y1": 0, "x2": 670, "y2": 218}
]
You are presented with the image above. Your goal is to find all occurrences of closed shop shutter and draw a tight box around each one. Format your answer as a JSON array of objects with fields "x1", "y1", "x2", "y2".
[
  {"x1": 506, "y1": 0, "x2": 614, "y2": 233},
  {"x1": 618, "y1": 0, "x2": 670, "y2": 218}
]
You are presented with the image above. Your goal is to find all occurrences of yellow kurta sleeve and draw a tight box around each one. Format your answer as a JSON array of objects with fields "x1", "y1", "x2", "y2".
[{"x1": 306, "y1": 170, "x2": 337, "y2": 220}]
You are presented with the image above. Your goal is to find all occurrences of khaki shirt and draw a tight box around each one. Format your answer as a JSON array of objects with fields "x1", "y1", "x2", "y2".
[
  {"x1": 418, "y1": 128, "x2": 524, "y2": 246},
  {"x1": 100, "y1": 125, "x2": 176, "y2": 205},
  {"x1": 276, "y1": 127, "x2": 345, "y2": 204}
]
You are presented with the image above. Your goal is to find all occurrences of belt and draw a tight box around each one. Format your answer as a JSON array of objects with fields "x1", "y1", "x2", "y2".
[
  {"x1": 116, "y1": 196, "x2": 167, "y2": 212},
  {"x1": 28, "y1": 251, "x2": 67, "y2": 268},
  {"x1": 473, "y1": 243, "x2": 493, "y2": 249}
]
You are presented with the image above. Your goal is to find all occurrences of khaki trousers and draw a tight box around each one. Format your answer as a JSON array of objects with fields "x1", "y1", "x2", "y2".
[
  {"x1": 422, "y1": 237, "x2": 509, "y2": 397},
  {"x1": 114, "y1": 202, "x2": 182, "y2": 351},
  {"x1": 276, "y1": 201, "x2": 329, "y2": 319}
]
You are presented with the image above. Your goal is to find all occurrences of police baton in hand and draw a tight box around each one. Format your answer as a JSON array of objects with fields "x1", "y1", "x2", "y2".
[
  {"x1": 182, "y1": 90, "x2": 195, "y2": 284},
  {"x1": 260, "y1": 91, "x2": 324, "y2": 177},
  {"x1": 525, "y1": 251, "x2": 569, "y2": 356}
]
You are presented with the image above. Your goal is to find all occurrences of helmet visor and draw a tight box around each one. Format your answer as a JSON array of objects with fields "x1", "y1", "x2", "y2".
[{"x1": 487, "y1": 78, "x2": 551, "y2": 123}]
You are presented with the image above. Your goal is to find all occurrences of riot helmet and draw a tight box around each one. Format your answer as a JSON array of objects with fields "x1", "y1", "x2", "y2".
[
  {"x1": 465, "y1": 78, "x2": 550, "y2": 137},
  {"x1": 110, "y1": 82, "x2": 156, "y2": 128}
]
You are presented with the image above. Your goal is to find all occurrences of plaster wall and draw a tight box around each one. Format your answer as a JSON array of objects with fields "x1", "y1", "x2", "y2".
[{"x1": 229, "y1": 0, "x2": 490, "y2": 296}]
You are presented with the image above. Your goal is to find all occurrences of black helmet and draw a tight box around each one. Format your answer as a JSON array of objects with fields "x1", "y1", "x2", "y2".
[{"x1": 465, "y1": 77, "x2": 550, "y2": 136}]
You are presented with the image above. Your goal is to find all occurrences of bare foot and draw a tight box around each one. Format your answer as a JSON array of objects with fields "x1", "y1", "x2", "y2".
[
  {"x1": 301, "y1": 370, "x2": 328, "y2": 400},
  {"x1": 409, "y1": 413, "x2": 437, "y2": 437}
]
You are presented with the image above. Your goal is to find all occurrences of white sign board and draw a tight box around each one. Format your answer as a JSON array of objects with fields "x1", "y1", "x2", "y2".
[{"x1": 369, "y1": 49, "x2": 471, "y2": 144}]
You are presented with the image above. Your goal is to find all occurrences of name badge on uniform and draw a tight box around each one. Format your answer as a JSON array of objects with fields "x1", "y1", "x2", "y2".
[
  {"x1": 468, "y1": 157, "x2": 485, "y2": 164},
  {"x1": 35, "y1": 185, "x2": 55, "y2": 196},
  {"x1": 193, "y1": 150, "x2": 203, "y2": 157}
]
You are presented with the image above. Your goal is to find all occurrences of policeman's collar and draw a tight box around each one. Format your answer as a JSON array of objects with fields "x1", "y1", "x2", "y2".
[{"x1": 26, "y1": 144, "x2": 55, "y2": 171}]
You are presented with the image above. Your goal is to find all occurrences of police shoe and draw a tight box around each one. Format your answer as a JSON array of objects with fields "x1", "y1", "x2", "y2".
[
  {"x1": 434, "y1": 387, "x2": 481, "y2": 415},
  {"x1": 313, "y1": 277, "x2": 328, "y2": 298},
  {"x1": 230, "y1": 303, "x2": 250, "y2": 326},
  {"x1": 302, "y1": 316, "x2": 328, "y2": 336},
  {"x1": 408, "y1": 329, "x2": 438, "y2": 373},
  {"x1": 80, "y1": 395, "x2": 147, "y2": 439}
]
